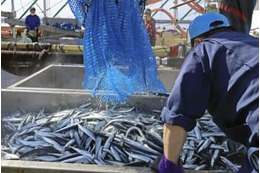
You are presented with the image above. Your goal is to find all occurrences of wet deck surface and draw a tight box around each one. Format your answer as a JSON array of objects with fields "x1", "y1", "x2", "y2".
[{"x1": 1, "y1": 69, "x2": 26, "y2": 88}]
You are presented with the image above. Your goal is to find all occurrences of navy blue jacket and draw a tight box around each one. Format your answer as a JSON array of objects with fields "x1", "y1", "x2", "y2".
[
  {"x1": 161, "y1": 31, "x2": 259, "y2": 146},
  {"x1": 25, "y1": 14, "x2": 41, "y2": 30}
]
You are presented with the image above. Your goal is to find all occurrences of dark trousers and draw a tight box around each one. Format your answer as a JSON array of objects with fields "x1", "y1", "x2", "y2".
[
  {"x1": 150, "y1": 39, "x2": 156, "y2": 47},
  {"x1": 28, "y1": 29, "x2": 38, "y2": 42}
]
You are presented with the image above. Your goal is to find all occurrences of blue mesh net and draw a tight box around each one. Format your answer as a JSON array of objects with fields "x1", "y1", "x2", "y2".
[{"x1": 68, "y1": 0, "x2": 167, "y2": 104}]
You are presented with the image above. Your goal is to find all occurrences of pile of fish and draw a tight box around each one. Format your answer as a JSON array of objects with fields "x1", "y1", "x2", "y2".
[
  {"x1": 2, "y1": 103, "x2": 163, "y2": 166},
  {"x1": 1, "y1": 103, "x2": 245, "y2": 172},
  {"x1": 181, "y1": 114, "x2": 245, "y2": 172}
]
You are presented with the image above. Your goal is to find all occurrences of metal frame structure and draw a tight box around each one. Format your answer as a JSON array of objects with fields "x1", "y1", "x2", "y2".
[
  {"x1": 152, "y1": 8, "x2": 187, "y2": 37},
  {"x1": 53, "y1": 1, "x2": 68, "y2": 18},
  {"x1": 19, "y1": 0, "x2": 38, "y2": 20},
  {"x1": 1, "y1": 0, "x2": 211, "y2": 40},
  {"x1": 1, "y1": 0, "x2": 7, "y2": 5},
  {"x1": 148, "y1": 0, "x2": 206, "y2": 38}
]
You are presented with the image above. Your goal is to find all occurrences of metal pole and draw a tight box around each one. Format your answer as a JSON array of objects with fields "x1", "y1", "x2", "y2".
[
  {"x1": 43, "y1": 0, "x2": 47, "y2": 18},
  {"x1": 11, "y1": 0, "x2": 15, "y2": 15},
  {"x1": 11, "y1": 0, "x2": 16, "y2": 39},
  {"x1": 174, "y1": 0, "x2": 178, "y2": 29},
  {"x1": 1, "y1": 0, "x2": 7, "y2": 5},
  {"x1": 19, "y1": 0, "x2": 38, "y2": 20},
  {"x1": 53, "y1": 2, "x2": 68, "y2": 18}
]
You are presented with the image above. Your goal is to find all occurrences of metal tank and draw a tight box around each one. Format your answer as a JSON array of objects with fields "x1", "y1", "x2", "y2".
[{"x1": 8, "y1": 65, "x2": 180, "y2": 93}]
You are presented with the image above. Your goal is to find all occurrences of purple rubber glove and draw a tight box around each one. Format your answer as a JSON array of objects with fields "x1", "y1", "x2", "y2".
[{"x1": 158, "y1": 154, "x2": 184, "y2": 173}]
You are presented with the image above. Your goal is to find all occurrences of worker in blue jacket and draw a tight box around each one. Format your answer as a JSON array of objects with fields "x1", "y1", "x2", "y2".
[
  {"x1": 159, "y1": 13, "x2": 259, "y2": 173},
  {"x1": 25, "y1": 7, "x2": 40, "y2": 42}
]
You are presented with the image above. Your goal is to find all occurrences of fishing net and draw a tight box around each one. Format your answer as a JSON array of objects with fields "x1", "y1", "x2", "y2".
[{"x1": 68, "y1": 0, "x2": 167, "y2": 104}]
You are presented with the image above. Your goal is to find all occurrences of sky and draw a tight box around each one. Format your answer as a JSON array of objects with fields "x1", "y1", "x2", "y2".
[{"x1": 0, "y1": 0, "x2": 259, "y2": 30}]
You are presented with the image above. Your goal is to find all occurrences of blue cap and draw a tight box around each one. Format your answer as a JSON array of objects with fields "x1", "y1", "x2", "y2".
[{"x1": 189, "y1": 13, "x2": 230, "y2": 41}]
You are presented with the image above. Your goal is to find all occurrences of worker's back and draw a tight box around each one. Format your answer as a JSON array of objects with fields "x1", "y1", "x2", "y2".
[
  {"x1": 189, "y1": 30, "x2": 259, "y2": 145},
  {"x1": 160, "y1": 12, "x2": 259, "y2": 173}
]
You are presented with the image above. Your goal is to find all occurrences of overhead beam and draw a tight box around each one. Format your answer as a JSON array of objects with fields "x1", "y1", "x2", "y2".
[
  {"x1": 181, "y1": 0, "x2": 205, "y2": 13},
  {"x1": 148, "y1": 0, "x2": 162, "y2": 4},
  {"x1": 156, "y1": 19, "x2": 191, "y2": 24},
  {"x1": 170, "y1": 0, "x2": 195, "y2": 9}
]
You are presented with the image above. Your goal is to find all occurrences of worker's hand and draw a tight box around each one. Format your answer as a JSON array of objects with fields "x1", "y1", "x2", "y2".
[{"x1": 158, "y1": 154, "x2": 184, "y2": 173}]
